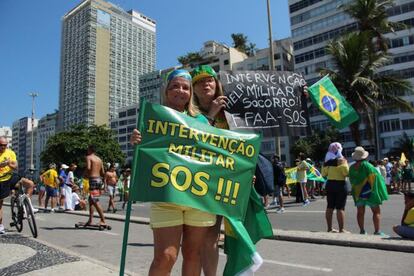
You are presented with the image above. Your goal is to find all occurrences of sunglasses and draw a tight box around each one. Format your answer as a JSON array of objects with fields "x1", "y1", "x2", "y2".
[{"x1": 0, "y1": 144, "x2": 7, "y2": 147}]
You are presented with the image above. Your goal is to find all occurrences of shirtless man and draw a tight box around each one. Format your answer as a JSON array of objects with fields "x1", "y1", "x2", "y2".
[
  {"x1": 85, "y1": 145, "x2": 106, "y2": 226},
  {"x1": 104, "y1": 164, "x2": 118, "y2": 213}
]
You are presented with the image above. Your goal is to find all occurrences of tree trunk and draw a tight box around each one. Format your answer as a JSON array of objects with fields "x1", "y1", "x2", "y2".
[{"x1": 350, "y1": 121, "x2": 362, "y2": 146}]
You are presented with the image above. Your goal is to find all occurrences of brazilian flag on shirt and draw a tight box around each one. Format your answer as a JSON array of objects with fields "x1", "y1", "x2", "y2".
[
  {"x1": 349, "y1": 160, "x2": 388, "y2": 206},
  {"x1": 309, "y1": 76, "x2": 359, "y2": 129}
]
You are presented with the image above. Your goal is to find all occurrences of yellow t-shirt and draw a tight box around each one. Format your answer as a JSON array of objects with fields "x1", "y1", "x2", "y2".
[
  {"x1": 404, "y1": 207, "x2": 414, "y2": 227},
  {"x1": 41, "y1": 169, "x2": 58, "y2": 188},
  {"x1": 0, "y1": 149, "x2": 17, "y2": 182}
]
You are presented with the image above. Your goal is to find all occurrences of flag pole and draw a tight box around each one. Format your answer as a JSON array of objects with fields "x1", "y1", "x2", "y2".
[{"x1": 119, "y1": 199, "x2": 132, "y2": 275}]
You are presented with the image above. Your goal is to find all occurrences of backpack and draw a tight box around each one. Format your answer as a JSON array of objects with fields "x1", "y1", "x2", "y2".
[{"x1": 254, "y1": 154, "x2": 275, "y2": 197}]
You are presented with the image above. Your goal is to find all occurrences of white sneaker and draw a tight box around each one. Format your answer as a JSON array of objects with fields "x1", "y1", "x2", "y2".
[
  {"x1": 276, "y1": 207, "x2": 285, "y2": 214},
  {"x1": 32, "y1": 208, "x2": 39, "y2": 213},
  {"x1": 0, "y1": 224, "x2": 5, "y2": 234}
]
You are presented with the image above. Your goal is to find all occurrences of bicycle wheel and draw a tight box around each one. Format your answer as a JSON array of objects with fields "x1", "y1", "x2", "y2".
[
  {"x1": 10, "y1": 196, "x2": 23, "y2": 232},
  {"x1": 23, "y1": 197, "x2": 38, "y2": 238}
]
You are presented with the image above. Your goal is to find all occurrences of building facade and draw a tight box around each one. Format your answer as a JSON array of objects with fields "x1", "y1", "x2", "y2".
[
  {"x1": 289, "y1": 0, "x2": 414, "y2": 158},
  {"x1": 12, "y1": 117, "x2": 38, "y2": 175},
  {"x1": 58, "y1": 0, "x2": 156, "y2": 130},
  {"x1": 183, "y1": 40, "x2": 248, "y2": 72},
  {"x1": 110, "y1": 104, "x2": 139, "y2": 164},
  {"x1": 0, "y1": 127, "x2": 12, "y2": 147},
  {"x1": 36, "y1": 112, "x2": 58, "y2": 172}
]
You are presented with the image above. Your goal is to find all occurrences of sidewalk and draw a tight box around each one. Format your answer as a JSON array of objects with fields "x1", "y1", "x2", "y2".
[
  {"x1": 64, "y1": 208, "x2": 414, "y2": 253},
  {"x1": 0, "y1": 233, "x2": 137, "y2": 276}
]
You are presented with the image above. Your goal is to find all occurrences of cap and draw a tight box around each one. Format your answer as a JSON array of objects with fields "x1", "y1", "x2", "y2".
[
  {"x1": 61, "y1": 164, "x2": 69, "y2": 169},
  {"x1": 191, "y1": 65, "x2": 217, "y2": 84}
]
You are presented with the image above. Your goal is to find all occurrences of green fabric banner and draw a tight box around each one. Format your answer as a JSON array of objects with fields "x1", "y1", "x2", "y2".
[
  {"x1": 130, "y1": 100, "x2": 262, "y2": 220},
  {"x1": 308, "y1": 75, "x2": 359, "y2": 129},
  {"x1": 349, "y1": 160, "x2": 389, "y2": 206}
]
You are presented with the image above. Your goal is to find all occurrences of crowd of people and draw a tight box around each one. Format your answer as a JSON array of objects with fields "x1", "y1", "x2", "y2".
[
  {"x1": 263, "y1": 141, "x2": 414, "y2": 239},
  {"x1": 1, "y1": 65, "x2": 414, "y2": 275},
  {"x1": 37, "y1": 160, "x2": 132, "y2": 215}
]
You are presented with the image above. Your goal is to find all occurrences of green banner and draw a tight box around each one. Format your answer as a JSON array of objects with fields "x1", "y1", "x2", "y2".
[
  {"x1": 130, "y1": 101, "x2": 262, "y2": 220},
  {"x1": 308, "y1": 75, "x2": 359, "y2": 129}
]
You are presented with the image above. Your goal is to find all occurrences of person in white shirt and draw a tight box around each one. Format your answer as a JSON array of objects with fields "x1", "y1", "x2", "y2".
[
  {"x1": 64, "y1": 163, "x2": 77, "y2": 211},
  {"x1": 71, "y1": 185, "x2": 86, "y2": 210}
]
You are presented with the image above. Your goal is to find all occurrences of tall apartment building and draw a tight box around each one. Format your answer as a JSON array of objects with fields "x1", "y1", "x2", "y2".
[
  {"x1": 289, "y1": 0, "x2": 414, "y2": 158},
  {"x1": 0, "y1": 127, "x2": 12, "y2": 146},
  {"x1": 12, "y1": 117, "x2": 38, "y2": 175},
  {"x1": 36, "y1": 112, "x2": 58, "y2": 171},
  {"x1": 109, "y1": 67, "x2": 176, "y2": 163},
  {"x1": 58, "y1": 0, "x2": 156, "y2": 130}
]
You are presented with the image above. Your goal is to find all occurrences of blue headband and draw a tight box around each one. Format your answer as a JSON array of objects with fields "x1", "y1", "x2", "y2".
[{"x1": 166, "y1": 69, "x2": 192, "y2": 83}]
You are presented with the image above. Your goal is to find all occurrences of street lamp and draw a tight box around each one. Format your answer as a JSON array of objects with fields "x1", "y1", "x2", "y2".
[
  {"x1": 266, "y1": 0, "x2": 275, "y2": 71},
  {"x1": 29, "y1": 92, "x2": 38, "y2": 173}
]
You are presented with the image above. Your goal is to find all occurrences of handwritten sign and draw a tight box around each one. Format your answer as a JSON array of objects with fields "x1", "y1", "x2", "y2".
[{"x1": 220, "y1": 71, "x2": 309, "y2": 136}]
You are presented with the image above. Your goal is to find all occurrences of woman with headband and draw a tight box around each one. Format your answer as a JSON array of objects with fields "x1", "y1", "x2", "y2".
[
  {"x1": 130, "y1": 69, "x2": 216, "y2": 275},
  {"x1": 189, "y1": 65, "x2": 228, "y2": 275}
]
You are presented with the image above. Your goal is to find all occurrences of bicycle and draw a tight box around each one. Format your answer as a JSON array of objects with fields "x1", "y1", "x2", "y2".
[{"x1": 10, "y1": 181, "x2": 38, "y2": 238}]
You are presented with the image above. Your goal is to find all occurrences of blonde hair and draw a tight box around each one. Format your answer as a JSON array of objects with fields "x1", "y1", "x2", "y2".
[{"x1": 162, "y1": 77, "x2": 200, "y2": 117}]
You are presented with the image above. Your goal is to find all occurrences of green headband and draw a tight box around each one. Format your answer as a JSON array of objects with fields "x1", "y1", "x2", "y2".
[{"x1": 191, "y1": 65, "x2": 217, "y2": 84}]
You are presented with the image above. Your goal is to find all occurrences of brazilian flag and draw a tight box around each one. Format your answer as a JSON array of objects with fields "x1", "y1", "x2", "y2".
[{"x1": 309, "y1": 76, "x2": 359, "y2": 129}]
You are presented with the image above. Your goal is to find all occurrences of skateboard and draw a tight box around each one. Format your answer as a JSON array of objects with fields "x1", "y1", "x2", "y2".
[{"x1": 75, "y1": 222, "x2": 112, "y2": 231}]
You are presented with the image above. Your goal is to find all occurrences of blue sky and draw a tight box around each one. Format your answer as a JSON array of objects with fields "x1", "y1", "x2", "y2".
[{"x1": 0, "y1": 0, "x2": 291, "y2": 127}]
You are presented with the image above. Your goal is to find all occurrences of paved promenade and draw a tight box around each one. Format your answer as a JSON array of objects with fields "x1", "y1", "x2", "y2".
[{"x1": 1, "y1": 203, "x2": 413, "y2": 275}]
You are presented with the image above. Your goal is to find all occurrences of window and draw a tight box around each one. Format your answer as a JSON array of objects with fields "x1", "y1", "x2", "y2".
[
  {"x1": 379, "y1": 119, "x2": 401, "y2": 132},
  {"x1": 402, "y1": 119, "x2": 414, "y2": 130},
  {"x1": 127, "y1": 108, "x2": 136, "y2": 116}
]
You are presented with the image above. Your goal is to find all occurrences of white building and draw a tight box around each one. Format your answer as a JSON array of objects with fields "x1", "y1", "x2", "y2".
[
  {"x1": 110, "y1": 104, "x2": 139, "y2": 164},
  {"x1": 12, "y1": 117, "x2": 38, "y2": 175},
  {"x1": 184, "y1": 40, "x2": 248, "y2": 72},
  {"x1": 0, "y1": 127, "x2": 12, "y2": 146},
  {"x1": 289, "y1": 0, "x2": 414, "y2": 158},
  {"x1": 58, "y1": 0, "x2": 156, "y2": 130},
  {"x1": 36, "y1": 112, "x2": 58, "y2": 172}
]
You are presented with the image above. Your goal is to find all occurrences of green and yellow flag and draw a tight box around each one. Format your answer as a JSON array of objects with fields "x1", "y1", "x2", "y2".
[
  {"x1": 308, "y1": 76, "x2": 359, "y2": 129},
  {"x1": 284, "y1": 162, "x2": 326, "y2": 185},
  {"x1": 349, "y1": 160, "x2": 388, "y2": 206}
]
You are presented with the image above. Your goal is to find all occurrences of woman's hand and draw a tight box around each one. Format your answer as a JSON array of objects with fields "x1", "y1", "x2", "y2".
[
  {"x1": 303, "y1": 85, "x2": 309, "y2": 98},
  {"x1": 130, "y1": 129, "x2": 142, "y2": 145},
  {"x1": 208, "y1": 95, "x2": 227, "y2": 119}
]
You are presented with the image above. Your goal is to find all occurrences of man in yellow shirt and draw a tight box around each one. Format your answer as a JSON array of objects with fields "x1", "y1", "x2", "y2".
[
  {"x1": 0, "y1": 136, "x2": 18, "y2": 234},
  {"x1": 41, "y1": 163, "x2": 59, "y2": 212}
]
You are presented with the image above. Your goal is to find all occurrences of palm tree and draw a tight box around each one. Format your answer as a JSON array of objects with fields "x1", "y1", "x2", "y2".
[
  {"x1": 388, "y1": 132, "x2": 414, "y2": 160},
  {"x1": 342, "y1": 0, "x2": 406, "y2": 52},
  {"x1": 320, "y1": 32, "x2": 413, "y2": 145},
  {"x1": 177, "y1": 52, "x2": 202, "y2": 67}
]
